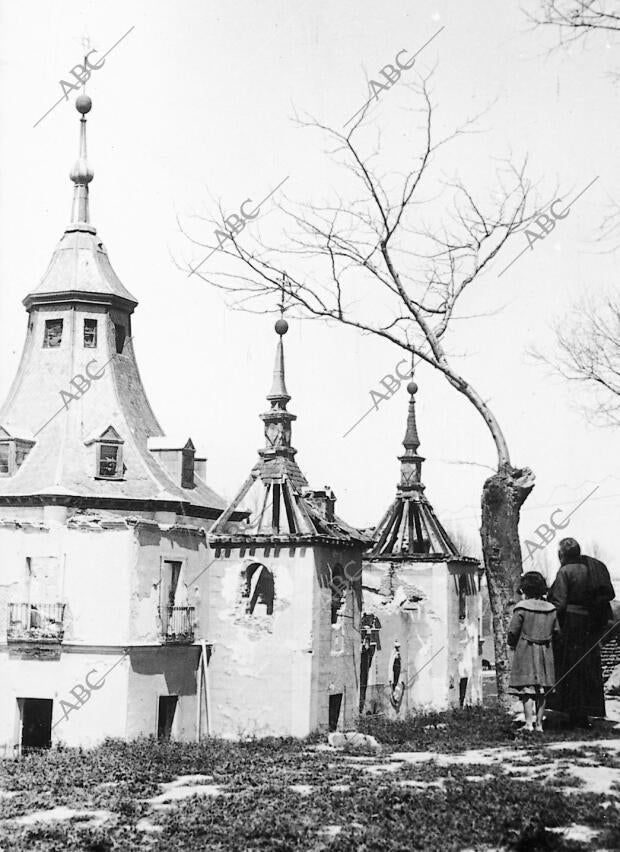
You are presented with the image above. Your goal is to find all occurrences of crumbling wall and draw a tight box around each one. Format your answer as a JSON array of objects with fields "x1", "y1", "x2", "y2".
[
  {"x1": 361, "y1": 560, "x2": 453, "y2": 716},
  {"x1": 204, "y1": 544, "x2": 315, "y2": 738},
  {"x1": 313, "y1": 547, "x2": 362, "y2": 733}
]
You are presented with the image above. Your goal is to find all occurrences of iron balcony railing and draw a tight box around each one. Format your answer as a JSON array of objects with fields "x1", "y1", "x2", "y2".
[
  {"x1": 158, "y1": 605, "x2": 195, "y2": 643},
  {"x1": 7, "y1": 603, "x2": 66, "y2": 643}
]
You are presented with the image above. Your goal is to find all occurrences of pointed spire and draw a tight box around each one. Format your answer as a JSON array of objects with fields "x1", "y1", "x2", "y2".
[
  {"x1": 259, "y1": 302, "x2": 297, "y2": 461},
  {"x1": 69, "y1": 94, "x2": 94, "y2": 226},
  {"x1": 397, "y1": 373, "x2": 425, "y2": 493},
  {"x1": 267, "y1": 323, "x2": 290, "y2": 403}
]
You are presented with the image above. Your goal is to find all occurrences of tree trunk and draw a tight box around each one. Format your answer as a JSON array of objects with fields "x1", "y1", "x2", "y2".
[{"x1": 480, "y1": 463, "x2": 535, "y2": 706}]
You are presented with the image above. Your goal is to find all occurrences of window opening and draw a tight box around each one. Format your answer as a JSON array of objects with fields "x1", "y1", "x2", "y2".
[
  {"x1": 98, "y1": 443, "x2": 120, "y2": 478},
  {"x1": 157, "y1": 696, "x2": 178, "y2": 740},
  {"x1": 43, "y1": 319, "x2": 63, "y2": 348},
  {"x1": 328, "y1": 694, "x2": 343, "y2": 732},
  {"x1": 458, "y1": 575, "x2": 467, "y2": 620},
  {"x1": 244, "y1": 564, "x2": 274, "y2": 615},
  {"x1": 0, "y1": 443, "x2": 9, "y2": 475},
  {"x1": 20, "y1": 698, "x2": 53, "y2": 750},
  {"x1": 84, "y1": 319, "x2": 97, "y2": 348}
]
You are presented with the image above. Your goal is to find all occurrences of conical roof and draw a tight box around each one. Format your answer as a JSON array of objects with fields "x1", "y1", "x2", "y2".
[
  {"x1": 367, "y1": 378, "x2": 473, "y2": 562},
  {"x1": 211, "y1": 319, "x2": 368, "y2": 546},
  {"x1": 0, "y1": 96, "x2": 235, "y2": 521},
  {"x1": 24, "y1": 227, "x2": 138, "y2": 310},
  {"x1": 25, "y1": 93, "x2": 137, "y2": 311}
]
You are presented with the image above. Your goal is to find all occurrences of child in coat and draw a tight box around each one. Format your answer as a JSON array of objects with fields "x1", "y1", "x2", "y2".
[{"x1": 508, "y1": 571, "x2": 560, "y2": 732}]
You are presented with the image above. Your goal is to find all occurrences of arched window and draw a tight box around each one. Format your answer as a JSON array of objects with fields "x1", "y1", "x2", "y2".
[{"x1": 243, "y1": 563, "x2": 274, "y2": 615}]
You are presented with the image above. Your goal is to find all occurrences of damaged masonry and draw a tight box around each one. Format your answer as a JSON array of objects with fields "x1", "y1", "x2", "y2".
[{"x1": 0, "y1": 96, "x2": 481, "y2": 751}]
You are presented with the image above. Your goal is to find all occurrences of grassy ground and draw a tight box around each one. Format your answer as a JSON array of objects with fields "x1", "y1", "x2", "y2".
[{"x1": 0, "y1": 708, "x2": 619, "y2": 851}]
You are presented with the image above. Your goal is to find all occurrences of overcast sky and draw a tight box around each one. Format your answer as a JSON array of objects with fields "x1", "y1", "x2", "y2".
[{"x1": 0, "y1": 1, "x2": 618, "y2": 580}]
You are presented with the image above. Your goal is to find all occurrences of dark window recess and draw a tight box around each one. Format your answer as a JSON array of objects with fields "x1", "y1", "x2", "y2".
[
  {"x1": 458, "y1": 575, "x2": 467, "y2": 620},
  {"x1": 84, "y1": 319, "x2": 97, "y2": 348},
  {"x1": 361, "y1": 613, "x2": 381, "y2": 650},
  {"x1": 114, "y1": 323, "x2": 126, "y2": 354},
  {"x1": 157, "y1": 696, "x2": 178, "y2": 741},
  {"x1": 459, "y1": 676, "x2": 469, "y2": 708},
  {"x1": 99, "y1": 443, "x2": 120, "y2": 478},
  {"x1": 0, "y1": 443, "x2": 9, "y2": 474},
  {"x1": 20, "y1": 698, "x2": 53, "y2": 750},
  {"x1": 43, "y1": 319, "x2": 63, "y2": 348},
  {"x1": 243, "y1": 564, "x2": 274, "y2": 615},
  {"x1": 331, "y1": 563, "x2": 346, "y2": 624},
  {"x1": 359, "y1": 644, "x2": 376, "y2": 711},
  {"x1": 328, "y1": 694, "x2": 343, "y2": 732},
  {"x1": 162, "y1": 561, "x2": 183, "y2": 610},
  {"x1": 391, "y1": 650, "x2": 402, "y2": 686}
]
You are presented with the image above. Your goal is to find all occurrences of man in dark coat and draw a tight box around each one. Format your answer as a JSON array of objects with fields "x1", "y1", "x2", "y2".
[{"x1": 547, "y1": 538, "x2": 615, "y2": 727}]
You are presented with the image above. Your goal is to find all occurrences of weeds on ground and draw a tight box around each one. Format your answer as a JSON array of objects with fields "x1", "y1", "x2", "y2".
[
  {"x1": 0, "y1": 709, "x2": 618, "y2": 850},
  {"x1": 358, "y1": 706, "x2": 620, "y2": 752}
]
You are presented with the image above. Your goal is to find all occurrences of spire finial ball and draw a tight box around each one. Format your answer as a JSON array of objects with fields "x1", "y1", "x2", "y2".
[
  {"x1": 407, "y1": 380, "x2": 418, "y2": 395},
  {"x1": 275, "y1": 318, "x2": 289, "y2": 336},
  {"x1": 76, "y1": 94, "x2": 92, "y2": 115}
]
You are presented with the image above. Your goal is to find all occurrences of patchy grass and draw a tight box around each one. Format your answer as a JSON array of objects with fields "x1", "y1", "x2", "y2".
[
  {"x1": 359, "y1": 706, "x2": 620, "y2": 752},
  {"x1": 0, "y1": 710, "x2": 618, "y2": 850}
]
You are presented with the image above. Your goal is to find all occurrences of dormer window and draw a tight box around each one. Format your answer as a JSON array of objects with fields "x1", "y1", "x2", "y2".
[
  {"x1": 85, "y1": 426, "x2": 124, "y2": 480},
  {"x1": 0, "y1": 443, "x2": 9, "y2": 475},
  {"x1": 99, "y1": 444, "x2": 121, "y2": 478},
  {"x1": 43, "y1": 319, "x2": 63, "y2": 348},
  {"x1": 84, "y1": 319, "x2": 97, "y2": 348},
  {"x1": 0, "y1": 428, "x2": 35, "y2": 476}
]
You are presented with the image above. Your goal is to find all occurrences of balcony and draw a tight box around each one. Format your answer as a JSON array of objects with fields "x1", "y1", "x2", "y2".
[
  {"x1": 7, "y1": 603, "x2": 66, "y2": 644},
  {"x1": 158, "y1": 605, "x2": 195, "y2": 644}
]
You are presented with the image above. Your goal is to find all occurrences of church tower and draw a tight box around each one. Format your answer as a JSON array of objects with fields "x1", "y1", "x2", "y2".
[
  {"x1": 361, "y1": 378, "x2": 482, "y2": 716},
  {"x1": 0, "y1": 96, "x2": 244, "y2": 751},
  {"x1": 206, "y1": 316, "x2": 368, "y2": 737}
]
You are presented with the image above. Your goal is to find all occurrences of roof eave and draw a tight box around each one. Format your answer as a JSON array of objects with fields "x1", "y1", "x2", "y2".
[
  {"x1": 0, "y1": 493, "x2": 247, "y2": 523},
  {"x1": 209, "y1": 532, "x2": 364, "y2": 549},
  {"x1": 23, "y1": 290, "x2": 138, "y2": 313}
]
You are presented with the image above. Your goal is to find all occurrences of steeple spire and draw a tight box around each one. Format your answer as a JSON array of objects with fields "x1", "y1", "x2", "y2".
[
  {"x1": 259, "y1": 298, "x2": 297, "y2": 461},
  {"x1": 369, "y1": 372, "x2": 462, "y2": 559},
  {"x1": 397, "y1": 375, "x2": 425, "y2": 493},
  {"x1": 268, "y1": 316, "x2": 290, "y2": 403},
  {"x1": 69, "y1": 94, "x2": 94, "y2": 226}
]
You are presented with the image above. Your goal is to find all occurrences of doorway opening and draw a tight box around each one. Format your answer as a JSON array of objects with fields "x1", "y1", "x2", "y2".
[
  {"x1": 157, "y1": 695, "x2": 178, "y2": 741},
  {"x1": 328, "y1": 693, "x2": 343, "y2": 732},
  {"x1": 19, "y1": 698, "x2": 53, "y2": 750}
]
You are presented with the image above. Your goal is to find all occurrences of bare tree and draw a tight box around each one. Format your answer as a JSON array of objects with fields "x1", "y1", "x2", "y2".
[
  {"x1": 526, "y1": 3, "x2": 620, "y2": 402},
  {"x1": 179, "y1": 77, "x2": 542, "y2": 701},
  {"x1": 527, "y1": 1, "x2": 620, "y2": 48},
  {"x1": 534, "y1": 298, "x2": 620, "y2": 425}
]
